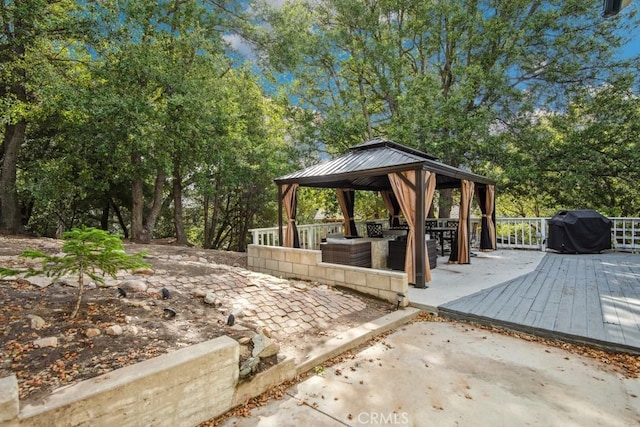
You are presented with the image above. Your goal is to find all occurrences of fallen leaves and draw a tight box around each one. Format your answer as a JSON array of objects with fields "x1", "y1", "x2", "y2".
[{"x1": 416, "y1": 316, "x2": 640, "y2": 379}]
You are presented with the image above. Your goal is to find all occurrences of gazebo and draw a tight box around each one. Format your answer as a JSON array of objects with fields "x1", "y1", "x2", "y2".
[{"x1": 274, "y1": 138, "x2": 497, "y2": 289}]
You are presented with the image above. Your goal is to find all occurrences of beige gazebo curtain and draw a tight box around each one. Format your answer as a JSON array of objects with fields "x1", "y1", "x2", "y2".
[
  {"x1": 388, "y1": 170, "x2": 436, "y2": 284},
  {"x1": 336, "y1": 188, "x2": 358, "y2": 236},
  {"x1": 282, "y1": 183, "x2": 300, "y2": 248},
  {"x1": 451, "y1": 180, "x2": 475, "y2": 264},
  {"x1": 380, "y1": 190, "x2": 402, "y2": 227},
  {"x1": 476, "y1": 185, "x2": 496, "y2": 251}
]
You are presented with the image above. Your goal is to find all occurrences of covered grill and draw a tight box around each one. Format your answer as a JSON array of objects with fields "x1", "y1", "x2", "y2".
[{"x1": 547, "y1": 210, "x2": 611, "y2": 254}]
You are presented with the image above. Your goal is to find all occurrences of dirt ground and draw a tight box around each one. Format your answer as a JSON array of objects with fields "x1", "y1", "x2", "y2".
[{"x1": 0, "y1": 236, "x2": 392, "y2": 406}]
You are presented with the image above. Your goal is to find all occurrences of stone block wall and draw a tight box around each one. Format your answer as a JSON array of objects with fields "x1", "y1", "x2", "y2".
[
  {"x1": 247, "y1": 245, "x2": 408, "y2": 305},
  {"x1": 2, "y1": 336, "x2": 240, "y2": 427}
]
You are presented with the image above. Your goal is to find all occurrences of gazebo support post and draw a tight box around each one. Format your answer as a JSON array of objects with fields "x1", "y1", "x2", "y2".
[
  {"x1": 277, "y1": 185, "x2": 283, "y2": 246},
  {"x1": 467, "y1": 206, "x2": 472, "y2": 262},
  {"x1": 492, "y1": 192, "x2": 497, "y2": 249},
  {"x1": 414, "y1": 168, "x2": 427, "y2": 288}
]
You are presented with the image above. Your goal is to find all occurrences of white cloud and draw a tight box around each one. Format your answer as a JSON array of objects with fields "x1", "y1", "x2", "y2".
[{"x1": 223, "y1": 33, "x2": 256, "y2": 59}]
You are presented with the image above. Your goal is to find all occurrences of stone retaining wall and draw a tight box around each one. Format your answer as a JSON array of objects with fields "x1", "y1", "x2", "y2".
[
  {"x1": 247, "y1": 245, "x2": 408, "y2": 305},
  {"x1": 0, "y1": 310, "x2": 419, "y2": 427},
  {"x1": 2, "y1": 337, "x2": 241, "y2": 427}
]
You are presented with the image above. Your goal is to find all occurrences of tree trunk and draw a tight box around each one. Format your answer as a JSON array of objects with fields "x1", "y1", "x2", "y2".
[
  {"x1": 110, "y1": 198, "x2": 129, "y2": 238},
  {"x1": 0, "y1": 121, "x2": 27, "y2": 234},
  {"x1": 130, "y1": 159, "x2": 145, "y2": 242},
  {"x1": 100, "y1": 201, "x2": 110, "y2": 230},
  {"x1": 203, "y1": 193, "x2": 211, "y2": 248},
  {"x1": 140, "y1": 169, "x2": 166, "y2": 243},
  {"x1": 439, "y1": 188, "x2": 454, "y2": 218},
  {"x1": 172, "y1": 159, "x2": 188, "y2": 245},
  {"x1": 130, "y1": 147, "x2": 166, "y2": 243},
  {"x1": 70, "y1": 264, "x2": 85, "y2": 319},
  {"x1": 205, "y1": 174, "x2": 223, "y2": 249}
]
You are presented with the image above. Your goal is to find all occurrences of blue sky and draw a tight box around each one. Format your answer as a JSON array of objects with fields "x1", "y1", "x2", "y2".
[
  {"x1": 621, "y1": 33, "x2": 640, "y2": 58},
  {"x1": 616, "y1": 1, "x2": 639, "y2": 58}
]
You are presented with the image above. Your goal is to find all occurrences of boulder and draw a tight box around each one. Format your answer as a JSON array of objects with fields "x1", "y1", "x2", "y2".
[
  {"x1": 203, "y1": 291, "x2": 217, "y2": 305},
  {"x1": 33, "y1": 337, "x2": 57, "y2": 348},
  {"x1": 105, "y1": 325, "x2": 123, "y2": 336},
  {"x1": 252, "y1": 334, "x2": 279, "y2": 358},
  {"x1": 132, "y1": 268, "x2": 155, "y2": 276},
  {"x1": 119, "y1": 280, "x2": 148, "y2": 293},
  {"x1": 25, "y1": 276, "x2": 52, "y2": 288},
  {"x1": 85, "y1": 328, "x2": 101, "y2": 338},
  {"x1": 239, "y1": 357, "x2": 260, "y2": 378},
  {"x1": 27, "y1": 314, "x2": 46, "y2": 330}
]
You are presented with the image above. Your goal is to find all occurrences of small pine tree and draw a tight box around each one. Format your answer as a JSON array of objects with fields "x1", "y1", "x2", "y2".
[{"x1": 1, "y1": 227, "x2": 149, "y2": 318}]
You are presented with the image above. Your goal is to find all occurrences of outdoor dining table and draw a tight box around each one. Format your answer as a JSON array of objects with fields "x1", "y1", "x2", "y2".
[{"x1": 428, "y1": 227, "x2": 457, "y2": 256}]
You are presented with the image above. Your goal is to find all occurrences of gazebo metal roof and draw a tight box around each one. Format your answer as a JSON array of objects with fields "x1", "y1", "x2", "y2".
[{"x1": 275, "y1": 138, "x2": 496, "y2": 190}]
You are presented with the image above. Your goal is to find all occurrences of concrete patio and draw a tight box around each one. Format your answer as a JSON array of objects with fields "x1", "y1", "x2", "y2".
[{"x1": 410, "y1": 249, "x2": 640, "y2": 354}]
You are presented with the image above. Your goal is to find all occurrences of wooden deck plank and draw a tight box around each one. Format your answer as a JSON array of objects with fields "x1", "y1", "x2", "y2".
[
  {"x1": 439, "y1": 253, "x2": 640, "y2": 353},
  {"x1": 480, "y1": 275, "x2": 529, "y2": 319},
  {"x1": 493, "y1": 256, "x2": 554, "y2": 323},
  {"x1": 553, "y1": 257, "x2": 578, "y2": 334},
  {"x1": 614, "y1": 259, "x2": 640, "y2": 347},
  {"x1": 568, "y1": 257, "x2": 589, "y2": 336},
  {"x1": 528, "y1": 255, "x2": 563, "y2": 313},
  {"x1": 584, "y1": 257, "x2": 607, "y2": 342},
  {"x1": 501, "y1": 271, "x2": 546, "y2": 323},
  {"x1": 442, "y1": 281, "x2": 509, "y2": 314},
  {"x1": 595, "y1": 256, "x2": 625, "y2": 345},
  {"x1": 536, "y1": 256, "x2": 568, "y2": 331}
]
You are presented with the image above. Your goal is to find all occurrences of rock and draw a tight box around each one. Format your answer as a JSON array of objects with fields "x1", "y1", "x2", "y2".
[
  {"x1": 27, "y1": 314, "x2": 46, "y2": 330},
  {"x1": 25, "y1": 276, "x2": 52, "y2": 288},
  {"x1": 38, "y1": 241, "x2": 60, "y2": 250},
  {"x1": 252, "y1": 334, "x2": 280, "y2": 358},
  {"x1": 203, "y1": 291, "x2": 217, "y2": 305},
  {"x1": 238, "y1": 336, "x2": 252, "y2": 345},
  {"x1": 120, "y1": 280, "x2": 148, "y2": 293},
  {"x1": 231, "y1": 307, "x2": 243, "y2": 318},
  {"x1": 127, "y1": 326, "x2": 139, "y2": 335},
  {"x1": 192, "y1": 289, "x2": 207, "y2": 298},
  {"x1": 85, "y1": 328, "x2": 101, "y2": 338},
  {"x1": 86, "y1": 282, "x2": 97, "y2": 290},
  {"x1": 132, "y1": 267, "x2": 155, "y2": 276},
  {"x1": 33, "y1": 337, "x2": 58, "y2": 348},
  {"x1": 239, "y1": 345, "x2": 251, "y2": 359},
  {"x1": 257, "y1": 326, "x2": 273, "y2": 338},
  {"x1": 102, "y1": 279, "x2": 119, "y2": 288},
  {"x1": 294, "y1": 282, "x2": 308, "y2": 290},
  {"x1": 239, "y1": 357, "x2": 260, "y2": 378},
  {"x1": 105, "y1": 325, "x2": 123, "y2": 336},
  {"x1": 56, "y1": 274, "x2": 93, "y2": 288}
]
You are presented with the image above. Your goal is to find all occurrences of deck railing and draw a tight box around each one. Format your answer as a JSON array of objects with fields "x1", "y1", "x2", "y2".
[{"x1": 250, "y1": 217, "x2": 640, "y2": 253}]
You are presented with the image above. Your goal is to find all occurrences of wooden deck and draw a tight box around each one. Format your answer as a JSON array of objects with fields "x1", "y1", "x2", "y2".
[{"x1": 439, "y1": 253, "x2": 640, "y2": 354}]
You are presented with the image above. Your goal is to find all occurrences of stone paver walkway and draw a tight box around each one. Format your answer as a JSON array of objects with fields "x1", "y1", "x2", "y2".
[
  {"x1": 1, "y1": 237, "x2": 380, "y2": 343},
  {"x1": 122, "y1": 248, "x2": 373, "y2": 337}
]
